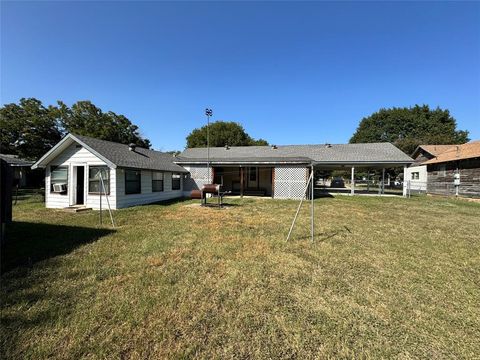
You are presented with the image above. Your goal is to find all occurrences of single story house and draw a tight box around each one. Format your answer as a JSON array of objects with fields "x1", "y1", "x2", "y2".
[
  {"x1": 405, "y1": 145, "x2": 454, "y2": 192},
  {"x1": 31, "y1": 134, "x2": 188, "y2": 209},
  {"x1": 33, "y1": 135, "x2": 414, "y2": 209},
  {"x1": 175, "y1": 143, "x2": 413, "y2": 199},
  {"x1": 422, "y1": 141, "x2": 480, "y2": 198}
]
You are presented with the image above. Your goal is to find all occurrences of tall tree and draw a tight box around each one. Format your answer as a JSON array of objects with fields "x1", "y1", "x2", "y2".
[
  {"x1": 1, "y1": 98, "x2": 152, "y2": 160},
  {"x1": 0, "y1": 98, "x2": 63, "y2": 160},
  {"x1": 56, "y1": 101, "x2": 151, "y2": 148},
  {"x1": 350, "y1": 105, "x2": 469, "y2": 155},
  {"x1": 186, "y1": 121, "x2": 268, "y2": 148}
]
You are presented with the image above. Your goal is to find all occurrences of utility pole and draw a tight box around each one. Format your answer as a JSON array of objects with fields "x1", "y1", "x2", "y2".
[{"x1": 205, "y1": 108, "x2": 213, "y2": 183}]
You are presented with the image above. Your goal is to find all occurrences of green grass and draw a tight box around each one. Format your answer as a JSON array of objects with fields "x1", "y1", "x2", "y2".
[{"x1": 1, "y1": 194, "x2": 479, "y2": 359}]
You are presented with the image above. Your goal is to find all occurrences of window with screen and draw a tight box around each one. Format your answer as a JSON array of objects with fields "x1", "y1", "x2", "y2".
[
  {"x1": 125, "y1": 170, "x2": 141, "y2": 194},
  {"x1": 172, "y1": 173, "x2": 181, "y2": 190},
  {"x1": 411, "y1": 172, "x2": 419, "y2": 180},
  {"x1": 89, "y1": 166, "x2": 110, "y2": 194},
  {"x1": 50, "y1": 166, "x2": 68, "y2": 193},
  {"x1": 152, "y1": 171, "x2": 164, "y2": 192}
]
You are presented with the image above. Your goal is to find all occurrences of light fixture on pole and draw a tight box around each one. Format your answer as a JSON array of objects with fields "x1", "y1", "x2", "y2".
[{"x1": 205, "y1": 108, "x2": 213, "y2": 183}]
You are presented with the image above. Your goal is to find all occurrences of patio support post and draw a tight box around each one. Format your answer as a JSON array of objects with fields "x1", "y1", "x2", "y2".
[
  {"x1": 351, "y1": 166, "x2": 355, "y2": 196},
  {"x1": 402, "y1": 165, "x2": 407, "y2": 197},
  {"x1": 367, "y1": 170, "x2": 370, "y2": 193},
  {"x1": 382, "y1": 168, "x2": 385, "y2": 194},
  {"x1": 240, "y1": 166, "x2": 244, "y2": 198}
]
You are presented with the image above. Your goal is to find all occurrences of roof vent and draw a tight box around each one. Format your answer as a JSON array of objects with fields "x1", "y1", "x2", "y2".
[
  {"x1": 325, "y1": 143, "x2": 332, "y2": 148},
  {"x1": 129, "y1": 143, "x2": 136, "y2": 151},
  {"x1": 225, "y1": 144, "x2": 230, "y2": 150},
  {"x1": 271, "y1": 145, "x2": 277, "y2": 150}
]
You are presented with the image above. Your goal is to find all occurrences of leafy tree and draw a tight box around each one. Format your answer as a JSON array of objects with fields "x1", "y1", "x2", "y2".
[
  {"x1": 0, "y1": 98, "x2": 63, "y2": 160},
  {"x1": 55, "y1": 101, "x2": 151, "y2": 148},
  {"x1": 1, "y1": 98, "x2": 151, "y2": 160},
  {"x1": 350, "y1": 105, "x2": 469, "y2": 155},
  {"x1": 186, "y1": 121, "x2": 268, "y2": 148}
]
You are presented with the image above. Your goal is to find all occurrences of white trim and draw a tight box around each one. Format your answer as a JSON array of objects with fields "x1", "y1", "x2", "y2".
[
  {"x1": 70, "y1": 163, "x2": 87, "y2": 206},
  {"x1": 31, "y1": 133, "x2": 117, "y2": 170},
  {"x1": 32, "y1": 135, "x2": 73, "y2": 169}
]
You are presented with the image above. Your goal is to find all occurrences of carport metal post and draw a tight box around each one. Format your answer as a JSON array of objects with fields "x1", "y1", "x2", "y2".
[
  {"x1": 240, "y1": 166, "x2": 244, "y2": 198},
  {"x1": 382, "y1": 168, "x2": 385, "y2": 194},
  {"x1": 367, "y1": 170, "x2": 370, "y2": 193},
  {"x1": 402, "y1": 165, "x2": 407, "y2": 197},
  {"x1": 350, "y1": 166, "x2": 355, "y2": 196}
]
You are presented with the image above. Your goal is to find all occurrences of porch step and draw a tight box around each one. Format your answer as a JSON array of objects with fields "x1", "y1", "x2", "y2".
[{"x1": 63, "y1": 206, "x2": 92, "y2": 213}]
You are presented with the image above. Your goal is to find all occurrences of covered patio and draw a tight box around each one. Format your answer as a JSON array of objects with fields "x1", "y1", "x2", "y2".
[
  {"x1": 312, "y1": 162, "x2": 408, "y2": 197},
  {"x1": 213, "y1": 166, "x2": 274, "y2": 197}
]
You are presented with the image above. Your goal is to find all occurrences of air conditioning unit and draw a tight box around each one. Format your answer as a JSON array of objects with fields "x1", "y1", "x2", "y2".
[{"x1": 52, "y1": 183, "x2": 67, "y2": 193}]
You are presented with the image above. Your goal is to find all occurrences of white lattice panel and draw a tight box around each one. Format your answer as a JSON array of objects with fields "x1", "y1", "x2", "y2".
[{"x1": 274, "y1": 166, "x2": 308, "y2": 199}]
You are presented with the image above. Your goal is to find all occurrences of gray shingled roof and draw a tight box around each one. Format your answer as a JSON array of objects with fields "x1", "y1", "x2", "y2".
[
  {"x1": 73, "y1": 135, "x2": 188, "y2": 172},
  {"x1": 0, "y1": 154, "x2": 34, "y2": 166},
  {"x1": 176, "y1": 143, "x2": 413, "y2": 165}
]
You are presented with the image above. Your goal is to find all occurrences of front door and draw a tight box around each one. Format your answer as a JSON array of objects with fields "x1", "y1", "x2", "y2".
[{"x1": 76, "y1": 166, "x2": 85, "y2": 205}]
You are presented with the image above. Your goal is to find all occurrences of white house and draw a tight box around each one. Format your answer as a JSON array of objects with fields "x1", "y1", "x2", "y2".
[
  {"x1": 33, "y1": 135, "x2": 415, "y2": 210},
  {"x1": 31, "y1": 134, "x2": 188, "y2": 210}
]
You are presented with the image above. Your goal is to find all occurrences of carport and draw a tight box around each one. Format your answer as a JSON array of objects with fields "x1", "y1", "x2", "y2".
[{"x1": 312, "y1": 161, "x2": 410, "y2": 197}]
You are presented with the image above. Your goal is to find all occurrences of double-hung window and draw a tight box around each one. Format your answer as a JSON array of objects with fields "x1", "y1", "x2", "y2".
[
  {"x1": 125, "y1": 170, "x2": 141, "y2": 194},
  {"x1": 172, "y1": 173, "x2": 181, "y2": 190},
  {"x1": 152, "y1": 172, "x2": 164, "y2": 192},
  {"x1": 89, "y1": 166, "x2": 110, "y2": 194},
  {"x1": 50, "y1": 166, "x2": 68, "y2": 193}
]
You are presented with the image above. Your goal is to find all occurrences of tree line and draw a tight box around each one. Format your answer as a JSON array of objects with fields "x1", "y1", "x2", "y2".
[
  {"x1": 0, "y1": 98, "x2": 151, "y2": 160},
  {"x1": 0, "y1": 98, "x2": 470, "y2": 161}
]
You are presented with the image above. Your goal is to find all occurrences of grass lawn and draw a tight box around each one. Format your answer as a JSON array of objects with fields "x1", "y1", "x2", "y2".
[{"x1": 1, "y1": 194, "x2": 479, "y2": 358}]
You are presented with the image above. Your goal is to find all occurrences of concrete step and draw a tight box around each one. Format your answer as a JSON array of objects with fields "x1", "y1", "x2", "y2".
[{"x1": 63, "y1": 206, "x2": 92, "y2": 213}]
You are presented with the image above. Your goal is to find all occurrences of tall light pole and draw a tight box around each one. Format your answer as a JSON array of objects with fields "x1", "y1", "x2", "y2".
[{"x1": 205, "y1": 108, "x2": 213, "y2": 183}]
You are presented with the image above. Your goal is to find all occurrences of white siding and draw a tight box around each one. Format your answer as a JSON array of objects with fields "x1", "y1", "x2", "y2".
[
  {"x1": 115, "y1": 169, "x2": 184, "y2": 209},
  {"x1": 45, "y1": 143, "x2": 116, "y2": 209},
  {"x1": 405, "y1": 164, "x2": 427, "y2": 192}
]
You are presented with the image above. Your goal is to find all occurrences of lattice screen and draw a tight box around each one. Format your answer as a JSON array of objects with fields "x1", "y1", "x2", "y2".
[{"x1": 274, "y1": 166, "x2": 308, "y2": 199}]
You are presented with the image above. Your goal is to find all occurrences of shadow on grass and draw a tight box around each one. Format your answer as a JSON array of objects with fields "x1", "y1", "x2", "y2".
[
  {"x1": 296, "y1": 226, "x2": 352, "y2": 242},
  {"x1": 1, "y1": 221, "x2": 114, "y2": 273}
]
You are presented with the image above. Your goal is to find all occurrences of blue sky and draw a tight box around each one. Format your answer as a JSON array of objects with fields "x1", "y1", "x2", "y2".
[{"x1": 1, "y1": 1, "x2": 479, "y2": 151}]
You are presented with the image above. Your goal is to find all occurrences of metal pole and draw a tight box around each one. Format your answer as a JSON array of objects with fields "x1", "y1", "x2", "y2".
[
  {"x1": 286, "y1": 171, "x2": 314, "y2": 241},
  {"x1": 99, "y1": 172, "x2": 115, "y2": 228},
  {"x1": 311, "y1": 165, "x2": 314, "y2": 242},
  {"x1": 351, "y1": 166, "x2": 355, "y2": 196},
  {"x1": 207, "y1": 113, "x2": 210, "y2": 183},
  {"x1": 99, "y1": 172, "x2": 102, "y2": 225}
]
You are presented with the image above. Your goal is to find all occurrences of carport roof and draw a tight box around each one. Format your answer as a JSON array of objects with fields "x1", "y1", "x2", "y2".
[{"x1": 175, "y1": 143, "x2": 413, "y2": 166}]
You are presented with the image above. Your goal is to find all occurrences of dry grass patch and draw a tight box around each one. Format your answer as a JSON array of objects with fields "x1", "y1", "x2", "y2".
[{"x1": 1, "y1": 195, "x2": 479, "y2": 358}]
